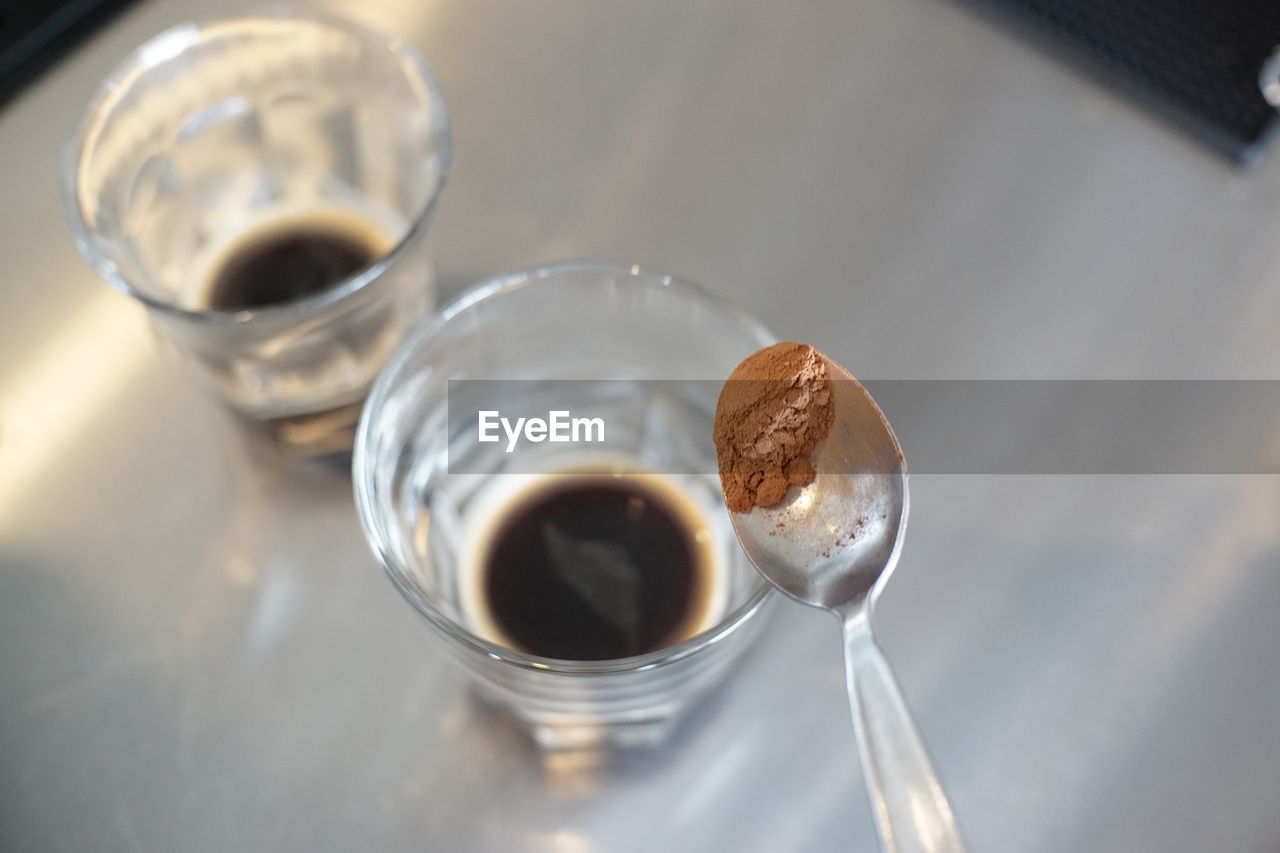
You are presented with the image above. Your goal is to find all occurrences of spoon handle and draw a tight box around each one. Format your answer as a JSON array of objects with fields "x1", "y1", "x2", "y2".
[{"x1": 842, "y1": 614, "x2": 966, "y2": 853}]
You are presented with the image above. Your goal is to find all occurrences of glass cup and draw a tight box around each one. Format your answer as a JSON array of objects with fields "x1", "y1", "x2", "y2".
[
  {"x1": 354, "y1": 261, "x2": 778, "y2": 751},
  {"x1": 61, "y1": 9, "x2": 450, "y2": 453}
]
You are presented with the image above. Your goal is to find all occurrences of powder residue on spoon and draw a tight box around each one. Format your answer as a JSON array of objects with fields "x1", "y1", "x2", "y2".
[{"x1": 713, "y1": 342, "x2": 834, "y2": 513}]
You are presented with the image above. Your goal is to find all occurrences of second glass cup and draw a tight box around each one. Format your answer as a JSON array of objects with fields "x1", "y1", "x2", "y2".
[
  {"x1": 355, "y1": 262, "x2": 777, "y2": 750},
  {"x1": 62, "y1": 9, "x2": 450, "y2": 452}
]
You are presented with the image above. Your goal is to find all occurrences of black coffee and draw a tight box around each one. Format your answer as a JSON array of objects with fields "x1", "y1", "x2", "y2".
[
  {"x1": 204, "y1": 219, "x2": 385, "y2": 311},
  {"x1": 482, "y1": 477, "x2": 712, "y2": 660}
]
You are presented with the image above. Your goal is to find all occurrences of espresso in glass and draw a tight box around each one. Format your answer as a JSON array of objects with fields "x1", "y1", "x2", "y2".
[
  {"x1": 194, "y1": 209, "x2": 394, "y2": 311},
  {"x1": 465, "y1": 470, "x2": 726, "y2": 661}
]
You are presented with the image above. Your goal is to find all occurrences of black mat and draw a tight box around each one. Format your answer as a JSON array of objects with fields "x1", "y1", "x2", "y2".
[
  {"x1": 0, "y1": 0, "x2": 138, "y2": 109},
  {"x1": 958, "y1": 0, "x2": 1280, "y2": 164}
]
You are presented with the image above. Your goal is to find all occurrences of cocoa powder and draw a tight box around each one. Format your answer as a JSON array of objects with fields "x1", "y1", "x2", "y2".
[{"x1": 712, "y1": 342, "x2": 834, "y2": 513}]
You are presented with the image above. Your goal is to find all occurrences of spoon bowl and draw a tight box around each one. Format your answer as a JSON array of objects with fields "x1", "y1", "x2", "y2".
[{"x1": 726, "y1": 357, "x2": 908, "y2": 616}]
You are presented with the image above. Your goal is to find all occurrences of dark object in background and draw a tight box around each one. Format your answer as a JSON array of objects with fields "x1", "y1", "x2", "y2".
[
  {"x1": 958, "y1": 0, "x2": 1280, "y2": 165},
  {"x1": 0, "y1": 0, "x2": 138, "y2": 108}
]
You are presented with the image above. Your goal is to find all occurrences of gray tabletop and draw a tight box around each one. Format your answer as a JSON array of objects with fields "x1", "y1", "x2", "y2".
[{"x1": 4, "y1": 1, "x2": 1280, "y2": 851}]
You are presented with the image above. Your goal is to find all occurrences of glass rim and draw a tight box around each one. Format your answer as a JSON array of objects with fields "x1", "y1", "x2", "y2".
[
  {"x1": 59, "y1": 4, "x2": 452, "y2": 326},
  {"x1": 353, "y1": 259, "x2": 778, "y2": 676}
]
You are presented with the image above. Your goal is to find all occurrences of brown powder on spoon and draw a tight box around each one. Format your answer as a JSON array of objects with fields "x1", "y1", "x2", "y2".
[{"x1": 713, "y1": 342, "x2": 834, "y2": 513}]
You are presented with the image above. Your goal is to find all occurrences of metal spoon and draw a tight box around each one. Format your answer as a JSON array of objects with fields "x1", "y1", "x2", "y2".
[{"x1": 726, "y1": 354, "x2": 966, "y2": 853}]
